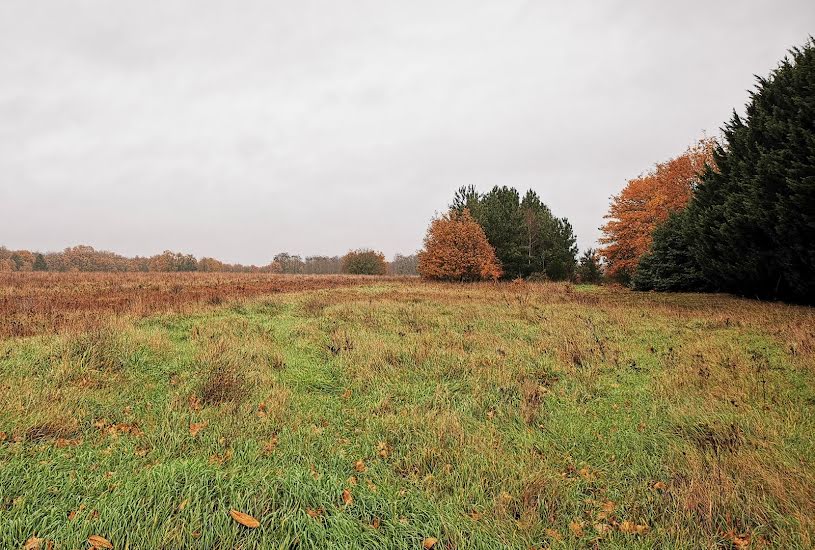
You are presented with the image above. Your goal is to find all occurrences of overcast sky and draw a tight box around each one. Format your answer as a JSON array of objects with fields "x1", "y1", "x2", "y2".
[{"x1": 1, "y1": 1, "x2": 813, "y2": 264}]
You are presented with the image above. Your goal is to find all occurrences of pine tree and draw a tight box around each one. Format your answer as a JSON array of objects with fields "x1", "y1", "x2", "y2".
[
  {"x1": 33, "y1": 253, "x2": 47, "y2": 272},
  {"x1": 576, "y1": 249, "x2": 603, "y2": 284},
  {"x1": 632, "y1": 212, "x2": 708, "y2": 292},
  {"x1": 641, "y1": 39, "x2": 815, "y2": 303},
  {"x1": 477, "y1": 186, "x2": 526, "y2": 279}
]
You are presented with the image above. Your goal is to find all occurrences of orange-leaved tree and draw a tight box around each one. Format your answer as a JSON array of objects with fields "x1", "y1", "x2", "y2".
[
  {"x1": 599, "y1": 138, "x2": 716, "y2": 281},
  {"x1": 418, "y1": 209, "x2": 502, "y2": 281}
]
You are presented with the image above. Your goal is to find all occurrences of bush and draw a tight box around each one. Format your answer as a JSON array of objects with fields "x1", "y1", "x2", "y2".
[
  {"x1": 418, "y1": 209, "x2": 502, "y2": 281},
  {"x1": 341, "y1": 249, "x2": 387, "y2": 275}
]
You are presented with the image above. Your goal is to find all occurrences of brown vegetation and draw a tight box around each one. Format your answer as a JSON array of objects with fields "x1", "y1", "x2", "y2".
[{"x1": 0, "y1": 272, "x2": 374, "y2": 338}]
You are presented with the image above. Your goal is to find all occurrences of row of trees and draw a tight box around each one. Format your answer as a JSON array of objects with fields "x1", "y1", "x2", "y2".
[
  {"x1": 0, "y1": 245, "x2": 418, "y2": 276},
  {"x1": 601, "y1": 39, "x2": 814, "y2": 304},
  {"x1": 449, "y1": 185, "x2": 579, "y2": 280},
  {"x1": 418, "y1": 186, "x2": 585, "y2": 281}
]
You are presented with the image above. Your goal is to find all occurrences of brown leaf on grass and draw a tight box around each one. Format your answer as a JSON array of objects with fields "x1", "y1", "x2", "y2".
[
  {"x1": 569, "y1": 520, "x2": 585, "y2": 537},
  {"x1": 189, "y1": 422, "x2": 207, "y2": 437},
  {"x1": 263, "y1": 435, "x2": 279, "y2": 454},
  {"x1": 67, "y1": 510, "x2": 77, "y2": 521},
  {"x1": 23, "y1": 537, "x2": 43, "y2": 550},
  {"x1": 0, "y1": 431, "x2": 7, "y2": 442},
  {"x1": 188, "y1": 395, "x2": 202, "y2": 411},
  {"x1": 594, "y1": 523, "x2": 612, "y2": 535},
  {"x1": 342, "y1": 489, "x2": 353, "y2": 506},
  {"x1": 309, "y1": 464, "x2": 320, "y2": 480},
  {"x1": 353, "y1": 459, "x2": 367, "y2": 472},
  {"x1": 619, "y1": 521, "x2": 649, "y2": 535},
  {"x1": 372, "y1": 517, "x2": 381, "y2": 529},
  {"x1": 178, "y1": 499, "x2": 189, "y2": 511},
  {"x1": 545, "y1": 528, "x2": 563, "y2": 541},
  {"x1": 724, "y1": 530, "x2": 751, "y2": 549},
  {"x1": 578, "y1": 467, "x2": 595, "y2": 481},
  {"x1": 229, "y1": 509, "x2": 260, "y2": 528},
  {"x1": 422, "y1": 537, "x2": 439, "y2": 549},
  {"x1": 468, "y1": 510, "x2": 483, "y2": 521},
  {"x1": 377, "y1": 441, "x2": 390, "y2": 458},
  {"x1": 341, "y1": 388, "x2": 352, "y2": 399},
  {"x1": 652, "y1": 481, "x2": 667, "y2": 491},
  {"x1": 87, "y1": 535, "x2": 113, "y2": 549},
  {"x1": 347, "y1": 475, "x2": 358, "y2": 486},
  {"x1": 306, "y1": 507, "x2": 324, "y2": 518},
  {"x1": 365, "y1": 478, "x2": 378, "y2": 492}
]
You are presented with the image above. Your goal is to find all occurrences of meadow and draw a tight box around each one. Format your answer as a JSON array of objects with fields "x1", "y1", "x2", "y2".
[{"x1": 0, "y1": 274, "x2": 813, "y2": 549}]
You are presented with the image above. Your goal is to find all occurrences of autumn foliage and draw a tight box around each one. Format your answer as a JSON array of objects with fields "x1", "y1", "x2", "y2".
[
  {"x1": 418, "y1": 209, "x2": 502, "y2": 281},
  {"x1": 599, "y1": 138, "x2": 715, "y2": 281}
]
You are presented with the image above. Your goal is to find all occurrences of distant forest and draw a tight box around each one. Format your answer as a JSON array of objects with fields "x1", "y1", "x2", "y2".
[{"x1": 0, "y1": 245, "x2": 418, "y2": 276}]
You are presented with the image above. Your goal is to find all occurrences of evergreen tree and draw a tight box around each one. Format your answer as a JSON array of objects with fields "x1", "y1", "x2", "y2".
[
  {"x1": 450, "y1": 185, "x2": 481, "y2": 215},
  {"x1": 639, "y1": 39, "x2": 815, "y2": 303},
  {"x1": 544, "y1": 218, "x2": 578, "y2": 281},
  {"x1": 576, "y1": 248, "x2": 603, "y2": 284},
  {"x1": 632, "y1": 212, "x2": 708, "y2": 291},
  {"x1": 33, "y1": 253, "x2": 47, "y2": 272},
  {"x1": 478, "y1": 186, "x2": 526, "y2": 279}
]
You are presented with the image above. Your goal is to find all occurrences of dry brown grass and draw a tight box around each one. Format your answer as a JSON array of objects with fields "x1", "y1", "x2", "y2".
[{"x1": 0, "y1": 272, "x2": 384, "y2": 338}]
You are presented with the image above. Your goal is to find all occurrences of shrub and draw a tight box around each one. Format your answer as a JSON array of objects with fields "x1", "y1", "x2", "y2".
[
  {"x1": 341, "y1": 249, "x2": 387, "y2": 275},
  {"x1": 418, "y1": 209, "x2": 502, "y2": 281}
]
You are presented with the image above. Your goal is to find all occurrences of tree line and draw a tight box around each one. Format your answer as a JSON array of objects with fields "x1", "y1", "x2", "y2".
[
  {"x1": 599, "y1": 38, "x2": 814, "y2": 304},
  {"x1": 418, "y1": 186, "x2": 596, "y2": 282},
  {"x1": 0, "y1": 245, "x2": 417, "y2": 276}
]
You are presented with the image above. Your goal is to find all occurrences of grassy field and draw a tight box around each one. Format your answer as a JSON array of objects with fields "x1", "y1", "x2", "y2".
[{"x1": 1, "y1": 277, "x2": 814, "y2": 549}]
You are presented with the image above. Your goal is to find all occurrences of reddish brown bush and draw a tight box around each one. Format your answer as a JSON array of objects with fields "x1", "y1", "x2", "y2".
[{"x1": 418, "y1": 209, "x2": 502, "y2": 281}]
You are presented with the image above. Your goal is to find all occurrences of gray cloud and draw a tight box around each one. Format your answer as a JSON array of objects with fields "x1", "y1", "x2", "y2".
[{"x1": 1, "y1": 0, "x2": 813, "y2": 264}]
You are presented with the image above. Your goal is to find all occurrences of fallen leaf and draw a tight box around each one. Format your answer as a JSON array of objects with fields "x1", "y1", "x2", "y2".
[
  {"x1": 468, "y1": 510, "x2": 483, "y2": 521},
  {"x1": 229, "y1": 509, "x2": 260, "y2": 528},
  {"x1": 189, "y1": 422, "x2": 207, "y2": 437},
  {"x1": 23, "y1": 537, "x2": 43, "y2": 550},
  {"x1": 377, "y1": 441, "x2": 390, "y2": 458},
  {"x1": 87, "y1": 535, "x2": 113, "y2": 549},
  {"x1": 423, "y1": 537, "x2": 438, "y2": 549},
  {"x1": 594, "y1": 523, "x2": 612, "y2": 534},
  {"x1": 578, "y1": 467, "x2": 595, "y2": 481},
  {"x1": 652, "y1": 481, "x2": 667, "y2": 491},
  {"x1": 342, "y1": 489, "x2": 353, "y2": 506},
  {"x1": 263, "y1": 435, "x2": 279, "y2": 454},
  {"x1": 569, "y1": 520, "x2": 584, "y2": 537},
  {"x1": 354, "y1": 459, "x2": 367, "y2": 472},
  {"x1": 619, "y1": 521, "x2": 649, "y2": 535},
  {"x1": 178, "y1": 499, "x2": 189, "y2": 511},
  {"x1": 306, "y1": 507, "x2": 324, "y2": 518},
  {"x1": 545, "y1": 528, "x2": 563, "y2": 541},
  {"x1": 341, "y1": 388, "x2": 352, "y2": 399},
  {"x1": 0, "y1": 431, "x2": 8, "y2": 442},
  {"x1": 724, "y1": 530, "x2": 751, "y2": 549},
  {"x1": 372, "y1": 517, "x2": 381, "y2": 529},
  {"x1": 600, "y1": 500, "x2": 615, "y2": 512},
  {"x1": 347, "y1": 475, "x2": 358, "y2": 486},
  {"x1": 67, "y1": 510, "x2": 77, "y2": 521}
]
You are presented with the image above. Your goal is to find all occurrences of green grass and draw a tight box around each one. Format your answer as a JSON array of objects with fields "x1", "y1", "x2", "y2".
[{"x1": 1, "y1": 282, "x2": 813, "y2": 548}]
